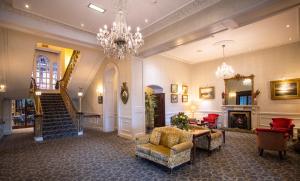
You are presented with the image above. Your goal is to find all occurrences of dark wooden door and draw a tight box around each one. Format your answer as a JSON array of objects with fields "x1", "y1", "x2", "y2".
[{"x1": 153, "y1": 93, "x2": 165, "y2": 127}]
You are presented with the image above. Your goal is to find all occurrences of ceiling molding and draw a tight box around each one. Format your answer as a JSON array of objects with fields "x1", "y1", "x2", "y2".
[
  {"x1": 0, "y1": 1, "x2": 98, "y2": 47},
  {"x1": 139, "y1": 0, "x2": 300, "y2": 58},
  {"x1": 142, "y1": 0, "x2": 221, "y2": 37}
]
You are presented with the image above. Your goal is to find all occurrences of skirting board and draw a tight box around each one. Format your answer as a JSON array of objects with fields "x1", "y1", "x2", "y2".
[{"x1": 118, "y1": 132, "x2": 133, "y2": 140}]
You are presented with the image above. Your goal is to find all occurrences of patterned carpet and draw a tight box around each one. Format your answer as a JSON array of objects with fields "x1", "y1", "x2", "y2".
[{"x1": 0, "y1": 128, "x2": 299, "y2": 181}]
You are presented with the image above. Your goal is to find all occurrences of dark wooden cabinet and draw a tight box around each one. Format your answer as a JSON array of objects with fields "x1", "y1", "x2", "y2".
[{"x1": 153, "y1": 93, "x2": 165, "y2": 127}]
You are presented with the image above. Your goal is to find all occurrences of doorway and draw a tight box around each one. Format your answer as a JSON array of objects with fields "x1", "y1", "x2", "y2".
[
  {"x1": 11, "y1": 99, "x2": 35, "y2": 129},
  {"x1": 145, "y1": 85, "x2": 165, "y2": 132},
  {"x1": 103, "y1": 63, "x2": 119, "y2": 132},
  {"x1": 153, "y1": 93, "x2": 165, "y2": 127}
]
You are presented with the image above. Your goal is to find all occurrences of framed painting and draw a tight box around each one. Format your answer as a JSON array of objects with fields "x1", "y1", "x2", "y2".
[
  {"x1": 199, "y1": 86, "x2": 215, "y2": 99},
  {"x1": 182, "y1": 85, "x2": 188, "y2": 95},
  {"x1": 171, "y1": 84, "x2": 178, "y2": 93},
  {"x1": 182, "y1": 95, "x2": 188, "y2": 102},
  {"x1": 270, "y1": 78, "x2": 300, "y2": 100},
  {"x1": 171, "y1": 94, "x2": 178, "y2": 103}
]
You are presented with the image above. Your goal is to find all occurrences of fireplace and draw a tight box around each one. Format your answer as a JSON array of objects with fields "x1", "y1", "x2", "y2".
[{"x1": 228, "y1": 111, "x2": 251, "y2": 130}]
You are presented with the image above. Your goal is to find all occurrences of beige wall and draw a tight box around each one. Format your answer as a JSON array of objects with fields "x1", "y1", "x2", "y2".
[
  {"x1": 143, "y1": 55, "x2": 192, "y2": 124},
  {"x1": 191, "y1": 42, "x2": 300, "y2": 113},
  {"x1": 0, "y1": 27, "x2": 104, "y2": 99},
  {"x1": 0, "y1": 27, "x2": 104, "y2": 135}
]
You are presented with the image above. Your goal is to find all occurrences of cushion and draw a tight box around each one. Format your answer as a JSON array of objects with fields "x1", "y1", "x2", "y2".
[
  {"x1": 166, "y1": 134, "x2": 179, "y2": 148},
  {"x1": 136, "y1": 144, "x2": 152, "y2": 154},
  {"x1": 150, "y1": 145, "x2": 171, "y2": 161},
  {"x1": 150, "y1": 130, "x2": 161, "y2": 145}
]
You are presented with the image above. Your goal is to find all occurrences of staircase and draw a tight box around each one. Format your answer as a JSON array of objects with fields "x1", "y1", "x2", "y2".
[{"x1": 40, "y1": 93, "x2": 78, "y2": 140}]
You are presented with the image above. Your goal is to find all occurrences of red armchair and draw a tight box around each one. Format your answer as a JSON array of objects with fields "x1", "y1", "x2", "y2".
[
  {"x1": 256, "y1": 128, "x2": 289, "y2": 159},
  {"x1": 270, "y1": 118, "x2": 295, "y2": 138},
  {"x1": 201, "y1": 114, "x2": 219, "y2": 129}
]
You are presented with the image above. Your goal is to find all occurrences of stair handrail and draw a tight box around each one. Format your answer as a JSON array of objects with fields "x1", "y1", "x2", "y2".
[
  {"x1": 58, "y1": 50, "x2": 83, "y2": 133},
  {"x1": 30, "y1": 77, "x2": 43, "y2": 139}
]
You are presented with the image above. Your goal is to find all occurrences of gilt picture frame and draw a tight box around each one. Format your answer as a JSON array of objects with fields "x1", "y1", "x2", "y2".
[
  {"x1": 270, "y1": 78, "x2": 300, "y2": 100},
  {"x1": 182, "y1": 95, "x2": 188, "y2": 102},
  {"x1": 171, "y1": 84, "x2": 178, "y2": 93},
  {"x1": 171, "y1": 94, "x2": 178, "y2": 103},
  {"x1": 182, "y1": 85, "x2": 188, "y2": 95},
  {"x1": 199, "y1": 86, "x2": 215, "y2": 99}
]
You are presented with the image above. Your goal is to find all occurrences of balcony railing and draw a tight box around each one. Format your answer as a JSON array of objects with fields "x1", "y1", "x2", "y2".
[
  {"x1": 59, "y1": 50, "x2": 83, "y2": 134},
  {"x1": 30, "y1": 77, "x2": 43, "y2": 140}
]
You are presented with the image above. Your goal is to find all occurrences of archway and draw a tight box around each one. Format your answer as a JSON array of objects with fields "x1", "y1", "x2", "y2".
[
  {"x1": 103, "y1": 63, "x2": 119, "y2": 132},
  {"x1": 145, "y1": 85, "x2": 165, "y2": 132}
]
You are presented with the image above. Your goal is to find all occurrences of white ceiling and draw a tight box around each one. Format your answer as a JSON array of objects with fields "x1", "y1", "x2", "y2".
[
  {"x1": 161, "y1": 7, "x2": 300, "y2": 64},
  {"x1": 12, "y1": 0, "x2": 193, "y2": 34}
]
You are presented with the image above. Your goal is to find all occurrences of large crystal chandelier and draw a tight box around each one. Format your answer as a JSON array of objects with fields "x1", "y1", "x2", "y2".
[
  {"x1": 215, "y1": 45, "x2": 234, "y2": 79},
  {"x1": 96, "y1": 0, "x2": 144, "y2": 59}
]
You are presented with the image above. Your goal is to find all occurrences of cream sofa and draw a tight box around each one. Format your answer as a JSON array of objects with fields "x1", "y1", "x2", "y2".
[{"x1": 135, "y1": 127, "x2": 193, "y2": 172}]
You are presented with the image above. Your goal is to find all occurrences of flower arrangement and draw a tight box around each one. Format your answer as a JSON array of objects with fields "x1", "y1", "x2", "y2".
[
  {"x1": 171, "y1": 112, "x2": 189, "y2": 130},
  {"x1": 253, "y1": 89, "x2": 261, "y2": 98},
  {"x1": 253, "y1": 89, "x2": 261, "y2": 105}
]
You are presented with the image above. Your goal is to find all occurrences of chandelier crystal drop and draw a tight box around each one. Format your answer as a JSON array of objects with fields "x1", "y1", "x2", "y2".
[
  {"x1": 215, "y1": 45, "x2": 235, "y2": 79},
  {"x1": 96, "y1": 0, "x2": 144, "y2": 59}
]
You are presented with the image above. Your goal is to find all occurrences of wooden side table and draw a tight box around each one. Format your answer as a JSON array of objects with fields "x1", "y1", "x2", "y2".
[{"x1": 189, "y1": 129, "x2": 210, "y2": 163}]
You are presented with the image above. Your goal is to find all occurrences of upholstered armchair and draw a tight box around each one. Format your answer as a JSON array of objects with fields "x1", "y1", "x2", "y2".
[
  {"x1": 270, "y1": 118, "x2": 295, "y2": 138},
  {"x1": 135, "y1": 127, "x2": 193, "y2": 173},
  {"x1": 201, "y1": 114, "x2": 219, "y2": 128},
  {"x1": 256, "y1": 128, "x2": 289, "y2": 159}
]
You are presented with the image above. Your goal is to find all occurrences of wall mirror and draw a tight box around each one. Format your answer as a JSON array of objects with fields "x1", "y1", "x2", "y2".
[{"x1": 224, "y1": 74, "x2": 254, "y2": 105}]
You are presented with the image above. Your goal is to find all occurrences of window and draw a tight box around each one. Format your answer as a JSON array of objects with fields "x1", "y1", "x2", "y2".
[
  {"x1": 36, "y1": 55, "x2": 50, "y2": 89},
  {"x1": 52, "y1": 63, "x2": 58, "y2": 89}
]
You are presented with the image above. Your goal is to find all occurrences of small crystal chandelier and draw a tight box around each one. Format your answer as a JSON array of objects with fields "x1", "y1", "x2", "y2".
[
  {"x1": 96, "y1": 0, "x2": 144, "y2": 59},
  {"x1": 215, "y1": 45, "x2": 234, "y2": 79}
]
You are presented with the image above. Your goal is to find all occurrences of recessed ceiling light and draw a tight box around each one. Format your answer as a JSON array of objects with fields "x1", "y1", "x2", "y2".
[
  {"x1": 80, "y1": 23, "x2": 85, "y2": 27},
  {"x1": 88, "y1": 3, "x2": 105, "y2": 13},
  {"x1": 289, "y1": 37, "x2": 292, "y2": 41},
  {"x1": 286, "y1": 24, "x2": 290, "y2": 28},
  {"x1": 25, "y1": 4, "x2": 29, "y2": 9},
  {"x1": 144, "y1": 19, "x2": 149, "y2": 23}
]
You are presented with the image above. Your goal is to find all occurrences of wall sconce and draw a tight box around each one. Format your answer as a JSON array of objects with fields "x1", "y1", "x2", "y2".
[{"x1": 0, "y1": 84, "x2": 6, "y2": 92}]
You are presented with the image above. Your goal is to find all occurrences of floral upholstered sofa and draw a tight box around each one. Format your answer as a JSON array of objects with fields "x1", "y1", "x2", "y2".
[{"x1": 135, "y1": 127, "x2": 193, "y2": 171}]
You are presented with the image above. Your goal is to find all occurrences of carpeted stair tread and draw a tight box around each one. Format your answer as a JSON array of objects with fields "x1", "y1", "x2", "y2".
[{"x1": 40, "y1": 93, "x2": 78, "y2": 141}]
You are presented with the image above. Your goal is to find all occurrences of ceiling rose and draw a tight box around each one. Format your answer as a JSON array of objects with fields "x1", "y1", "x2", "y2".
[{"x1": 96, "y1": 0, "x2": 144, "y2": 59}]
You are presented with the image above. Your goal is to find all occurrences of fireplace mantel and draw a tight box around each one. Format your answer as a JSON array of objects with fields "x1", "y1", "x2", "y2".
[
  {"x1": 220, "y1": 105, "x2": 260, "y2": 130},
  {"x1": 222, "y1": 105, "x2": 259, "y2": 109}
]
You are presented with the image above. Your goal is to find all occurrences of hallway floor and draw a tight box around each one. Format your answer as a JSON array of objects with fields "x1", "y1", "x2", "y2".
[{"x1": 0, "y1": 128, "x2": 299, "y2": 181}]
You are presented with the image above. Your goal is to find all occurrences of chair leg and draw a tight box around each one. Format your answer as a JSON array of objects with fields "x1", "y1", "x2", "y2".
[
  {"x1": 169, "y1": 168, "x2": 173, "y2": 174},
  {"x1": 259, "y1": 149, "x2": 264, "y2": 156},
  {"x1": 279, "y1": 151, "x2": 283, "y2": 159}
]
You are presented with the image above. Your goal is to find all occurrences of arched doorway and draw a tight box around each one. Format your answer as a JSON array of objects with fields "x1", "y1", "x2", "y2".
[
  {"x1": 103, "y1": 63, "x2": 119, "y2": 132},
  {"x1": 145, "y1": 85, "x2": 165, "y2": 132}
]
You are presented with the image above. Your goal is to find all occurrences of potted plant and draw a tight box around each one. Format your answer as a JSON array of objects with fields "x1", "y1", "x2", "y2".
[
  {"x1": 145, "y1": 92, "x2": 157, "y2": 130},
  {"x1": 171, "y1": 112, "x2": 189, "y2": 130}
]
